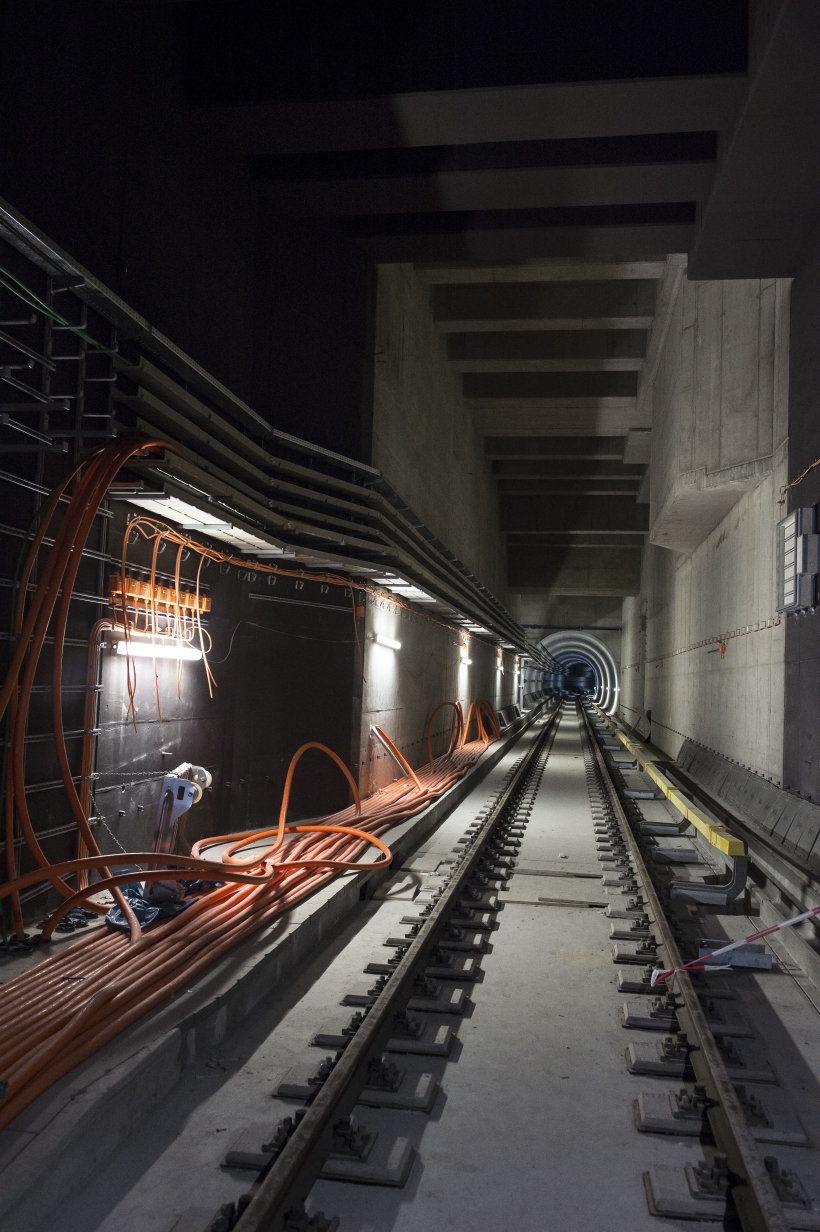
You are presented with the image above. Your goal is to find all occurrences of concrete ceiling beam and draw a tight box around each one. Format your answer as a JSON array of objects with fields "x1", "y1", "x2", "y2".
[
  {"x1": 484, "y1": 436, "x2": 626, "y2": 459},
  {"x1": 434, "y1": 278, "x2": 657, "y2": 325},
  {"x1": 493, "y1": 459, "x2": 645, "y2": 477},
  {"x1": 437, "y1": 315, "x2": 655, "y2": 332},
  {"x1": 500, "y1": 494, "x2": 650, "y2": 533},
  {"x1": 507, "y1": 532, "x2": 645, "y2": 547},
  {"x1": 463, "y1": 371, "x2": 638, "y2": 398},
  {"x1": 263, "y1": 164, "x2": 715, "y2": 216},
  {"x1": 415, "y1": 259, "x2": 668, "y2": 283},
  {"x1": 446, "y1": 328, "x2": 647, "y2": 361},
  {"x1": 472, "y1": 398, "x2": 647, "y2": 437},
  {"x1": 497, "y1": 479, "x2": 641, "y2": 496},
  {"x1": 349, "y1": 223, "x2": 695, "y2": 264},
  {"x1": 451, "y1": 357, "x2": 644, "y2": 373},
  {"x1": 211, "y1": 77, "x2": 746, "y2": 153},
  {"x1": 511, "y1": 585, "x2": 642, "y2": 597},
  {"x1": 250, "y1": 131, "x2": 718, "y2": 185}
]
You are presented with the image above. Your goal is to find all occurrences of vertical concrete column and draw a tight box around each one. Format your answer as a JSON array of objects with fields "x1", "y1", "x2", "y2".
[{"x1": 619, "y1": 595, "x2": 646, "y2": 730}]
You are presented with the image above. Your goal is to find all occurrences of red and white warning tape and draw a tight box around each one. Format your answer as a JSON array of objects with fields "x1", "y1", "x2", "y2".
[{"x1": 650, "y1": 902, "x2": 820, "y2": 986}]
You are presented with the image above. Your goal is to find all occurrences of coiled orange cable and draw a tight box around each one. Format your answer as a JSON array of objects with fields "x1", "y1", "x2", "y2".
[{"x1": 0, "y1": 726, "x2": 496, "y2": 1130}]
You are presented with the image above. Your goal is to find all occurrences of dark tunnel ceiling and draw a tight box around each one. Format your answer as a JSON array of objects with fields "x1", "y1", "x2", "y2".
[
  {"x1": 249, "y1": 132, "x2": 719, "y2": 184},
  {"x1": 177, "y1": 1, "x2": 748, "y2": 104}
]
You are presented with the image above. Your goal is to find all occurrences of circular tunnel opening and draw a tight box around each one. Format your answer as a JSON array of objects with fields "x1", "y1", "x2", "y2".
[
  {"x1": 539, "y1": 631, "x2": 619, "y2": 715},
  {"x1": 553, "y1": 653, "x2": 598, "y2": 698}
]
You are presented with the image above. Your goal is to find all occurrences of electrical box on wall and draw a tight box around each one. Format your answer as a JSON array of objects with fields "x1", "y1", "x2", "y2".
[{"x1": 777, "y1": 506, "x2": 820, "y2": 612}]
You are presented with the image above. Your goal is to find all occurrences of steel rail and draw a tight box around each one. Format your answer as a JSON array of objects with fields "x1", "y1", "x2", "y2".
[
  {"x1": 232, "y1": 706, "x2": 559, "y2": 1232},
  {"x1": 579, "y1": 703, "x2": 789, "y2": 1232}
]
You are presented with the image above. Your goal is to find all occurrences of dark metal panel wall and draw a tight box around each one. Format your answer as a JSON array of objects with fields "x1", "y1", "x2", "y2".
[
  {"x1": 783, "y1": 237, "x2": 820, "y2": 802},
  {"x1": 1, "y1": 488, "x2": 359, "y2": 923},
  {"x1": 93, "y1": 526, "x2": 359, "y2": 856}
]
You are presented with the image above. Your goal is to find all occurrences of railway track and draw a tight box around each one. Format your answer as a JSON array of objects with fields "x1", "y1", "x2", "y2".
[
  {"x1": 581, "y1": 704, "x2": 796, "y2": 1232},
  {"x1": 14, "y1": 702, "x2": 820, "y2": 1232}
]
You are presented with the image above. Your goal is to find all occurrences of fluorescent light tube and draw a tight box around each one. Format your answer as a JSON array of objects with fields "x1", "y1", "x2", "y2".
[
  {"x1": 374, "y1": 633, "x2": 401, "y2": 650},
  {"x1": 115, "y1": 639, "x2": 202, "y2": 661}
]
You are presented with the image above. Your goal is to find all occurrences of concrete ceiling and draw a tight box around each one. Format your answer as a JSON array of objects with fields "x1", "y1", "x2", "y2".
[
  {"x1": 419, "y1": 245, "x2": 696, "y2": 603},
  {"x1": 244, "y1": 75, "x2": 742, "y2": 264},
  {"x1": 6, "y1": 3, "x2": 820, "y2": 612},
  {"x1": 142, "y1": 2, "x2": 820, "y2": 603},
  {"x1": 419, "y1": 257, "x2": 675, "y2": 598},
  {"x1": 82, "y1": 3, "x2": 820, "y2": 604},
  {"x1": 208, "y1": 42, "x2": 749, "y2": 603},
  {"x1": 168, "y1": 1, "x2": 820, "y2": 602}
]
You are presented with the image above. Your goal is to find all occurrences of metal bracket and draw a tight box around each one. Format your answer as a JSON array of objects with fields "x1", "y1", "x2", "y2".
[{"x1": 670, "y1": 856, "x2": 749, "y2": 906}]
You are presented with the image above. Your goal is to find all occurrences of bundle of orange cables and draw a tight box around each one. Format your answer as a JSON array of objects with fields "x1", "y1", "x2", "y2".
[{"x1": 0, "y1": 438, "x2": 501, "y2": 1129}]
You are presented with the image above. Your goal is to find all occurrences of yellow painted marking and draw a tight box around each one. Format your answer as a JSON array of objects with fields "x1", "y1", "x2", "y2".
[{"x1": 592, "y1": 709, "x2": 746, "y2": 858}]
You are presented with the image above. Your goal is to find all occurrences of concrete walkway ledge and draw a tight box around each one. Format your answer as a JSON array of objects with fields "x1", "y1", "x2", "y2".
[{"x1": 0, "y1": 708, "x2": 545, "y2": 1230}]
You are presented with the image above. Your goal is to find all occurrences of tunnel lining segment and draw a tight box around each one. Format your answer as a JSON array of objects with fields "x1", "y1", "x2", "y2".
[{"x1": 541, "y1": 629, "x2": 619, "y2": 713}]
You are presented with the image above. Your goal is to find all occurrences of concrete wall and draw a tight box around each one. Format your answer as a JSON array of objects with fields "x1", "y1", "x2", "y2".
[
  {"x1": 359, "y1": 265, "x2": 523, "y2": 794},
  {"x1": 650, "y1": 276, "x2": 790, "y2": 554},
  {"x1": 784, "y1": 237, "x2": 820, "y2": 801},
  {"x1": 630, "y1": 271, "x2": 790, "y2": 782},
  {"x1": 511, "y1": 593, "x2": 622, "y2": 665},
  {"x1": 359, "y1": 592, "x2": 517, "y2": 793},
  {"x1": 641, "y1": 477, "x2": 786, "y2": 780},
  {"x1": 372, "y1": 264, "x2": 507, "y2": 599},
  {"x1": 507, "y1": 541, "x2": 642, "y2": 595}
]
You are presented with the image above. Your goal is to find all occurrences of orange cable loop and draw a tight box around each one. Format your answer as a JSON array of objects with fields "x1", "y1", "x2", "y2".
[{"x1": 425, "y1": 701, "x2": 464, "y2": 767}]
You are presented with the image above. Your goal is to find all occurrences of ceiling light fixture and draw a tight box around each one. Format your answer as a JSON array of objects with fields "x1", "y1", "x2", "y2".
[{"x1": 126, "y1": 493, "x2": 279, "y2": 553}]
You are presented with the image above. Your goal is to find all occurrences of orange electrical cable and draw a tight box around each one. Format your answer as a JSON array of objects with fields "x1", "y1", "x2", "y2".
[
  {"x1": 76, "y1": 620, "x2": 114, "y2": 889},
  {"x1": 8, "y1": 453, "x2": 134, "y2": 921},
  {"x1": 0, "y1": 437, "x2": 503, "y2": 1132},
  {"x1": 3, "y1": 457, "x2": 94, "y2": 932},
  {"x1": 425, "y1": 701, "x2": 464, "y2": 766},
  {"x1": 372, "y1": 725, "x2": 423, "y2": 790},
  {"x1": 0, "y1": 721, "x2": 498, "y2": 1129},
  {"x1": 461, "y1": 700, "x2": 490, "y2": 747},
  {"x1": 24, "y1": 441, "x2": 180, "y2": 939},
  {"x1": 477, "y1": 698, "x2": 501, "y2": 739}
]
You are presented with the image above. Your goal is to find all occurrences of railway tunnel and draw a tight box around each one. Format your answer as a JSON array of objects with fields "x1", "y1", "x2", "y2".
[{"x1": 1, "y1": 5, "x2": 820, "y2": 1231}]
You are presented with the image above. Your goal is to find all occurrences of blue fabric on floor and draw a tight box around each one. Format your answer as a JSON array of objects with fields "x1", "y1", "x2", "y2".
[{"x1": 105, "y1": 882, "x2": 190, "y2": 932}]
